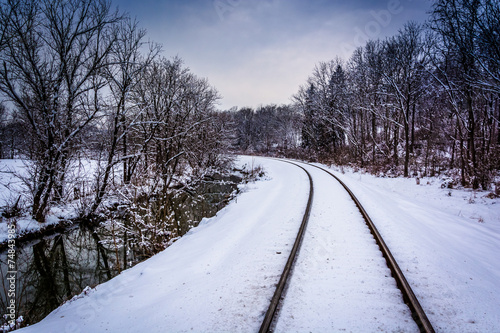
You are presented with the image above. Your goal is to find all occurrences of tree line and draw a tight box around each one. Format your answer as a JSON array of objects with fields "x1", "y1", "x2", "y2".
[
  {"x1": 0, "y1": 0, "x2": 230, "y2": 222},
  {"x1": 227, "y1": 104, "x2": 302, "y2": 155},
  {"x1": 230, "y1": 0, "x2": 500, "y2": 190},
  {"x1": 1, "y1": 0, "x2": 499, "y2": 225}
]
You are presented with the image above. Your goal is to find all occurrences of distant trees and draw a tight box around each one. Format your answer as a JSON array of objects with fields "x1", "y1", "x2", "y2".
[
  {"x1": 295, "y1": 59, "x2": 350, "y2": 161},
  {"x1": 0, "y1": 104, "x2": 24, "y2": 159},
  {"x1": 230, "y1": 104, "x2": 301, "y2": 155}
]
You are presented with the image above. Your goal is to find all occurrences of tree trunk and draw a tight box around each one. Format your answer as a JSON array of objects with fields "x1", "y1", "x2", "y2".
[
  {"x1": 466, "y1": 91, "x2": 478, "y2": 189},
  {"x1": 372, "y1": 113, "x2": 376, "y2": 165},
  {"x1": 411, "y1": 103, "x2": 416, "y2": 154},
  {"x1": 393, "y1": 122, "x2": 399, "y2": 168},
  {"x1": 404, "y1": 120, "x2": 410, "y2": 177}
]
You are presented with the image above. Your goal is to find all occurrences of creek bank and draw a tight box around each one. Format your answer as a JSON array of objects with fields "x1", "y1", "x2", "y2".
[{"x1": 0, "y1": 170, "x2": 253, "y2": 329}]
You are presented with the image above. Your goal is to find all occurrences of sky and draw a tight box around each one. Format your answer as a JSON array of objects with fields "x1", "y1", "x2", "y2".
[{"x1": 112, "y1": 0, "x2": 433, "y2": 110}]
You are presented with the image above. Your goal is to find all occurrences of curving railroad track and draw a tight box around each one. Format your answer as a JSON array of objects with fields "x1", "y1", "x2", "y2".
[{"x1": 259, "y1": 159, "x2": 435, "y2": 333}]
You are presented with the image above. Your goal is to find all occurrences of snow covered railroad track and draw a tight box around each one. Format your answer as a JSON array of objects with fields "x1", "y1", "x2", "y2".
[
  {"x1": 16, "y1": 156, "x2": 450, "y2": 333},
  {"x1": 264, "y1": 160, "x2": 435, "y2": 333}
]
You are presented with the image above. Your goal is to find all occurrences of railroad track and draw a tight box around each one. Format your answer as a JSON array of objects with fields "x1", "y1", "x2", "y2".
[{"x1": 259, "y1": 159, "x2": 435, "y2": 333}]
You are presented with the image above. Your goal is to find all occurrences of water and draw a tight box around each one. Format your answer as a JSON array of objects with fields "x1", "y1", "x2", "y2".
[{"x1": 0, "y1": 175, "x2": 240, "y2": 330}]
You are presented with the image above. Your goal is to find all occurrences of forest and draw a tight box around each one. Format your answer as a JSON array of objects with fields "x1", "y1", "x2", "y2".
[
  {"x1": 0, "y1": 0, "x2": 499, "y2": 228},
  {"x1": 230, "y1": 1, "x2": 500, "y2": 192},
  {"x1": 0, "y1": 0, "x2": 232, "y2": 228}
]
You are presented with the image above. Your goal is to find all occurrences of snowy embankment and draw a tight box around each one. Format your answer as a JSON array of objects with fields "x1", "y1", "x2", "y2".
[
  {"x1": 17, "y1": 156, "x2": 309, "y2": 332},
  {"x1": 324, "y1": 165, "x2": 500, "y2": 332},
  {"x1": 13, "y1": 156, "x2": 500, "y2": 332}
]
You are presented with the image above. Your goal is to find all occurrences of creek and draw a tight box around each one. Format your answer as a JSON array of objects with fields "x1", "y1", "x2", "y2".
[{"x1": 0, "y1": 174, "x2": 240, "y2": 329}]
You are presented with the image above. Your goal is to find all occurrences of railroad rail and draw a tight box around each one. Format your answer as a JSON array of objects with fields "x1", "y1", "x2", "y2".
[
  {"x1": 259, "y1": 161, "x2": 314, "y2": 332},
  {"x1": 259, "y1": 159, "x2": 435, "y2": 333}
]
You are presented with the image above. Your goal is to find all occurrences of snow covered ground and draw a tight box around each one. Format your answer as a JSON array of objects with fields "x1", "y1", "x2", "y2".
[
  {"x1": 15, "y1": 156, "x2": 310, "y2": 332},
  {"x1": 10, "y1": 156, "x2": 500, "y2": 332},
  {"x1": 325, "y1": 163, "x2": 500, "y2": 332},
  {"x1": 0, "y1": 159, "x2": 91, "y2": 243}
]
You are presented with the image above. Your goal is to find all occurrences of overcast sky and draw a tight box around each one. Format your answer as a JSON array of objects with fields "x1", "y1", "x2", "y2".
[{"x1": 113, "y1": 0, "x2": 433, "y2": 110}]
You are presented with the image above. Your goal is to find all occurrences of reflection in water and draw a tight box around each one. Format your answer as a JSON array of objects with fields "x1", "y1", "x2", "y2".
[
  {"x1": 0, "y1": 176, "x2": 239, "y2": 329},
  {"x1": 0, "y1": 226, "x2": 127, "y2": 329}
]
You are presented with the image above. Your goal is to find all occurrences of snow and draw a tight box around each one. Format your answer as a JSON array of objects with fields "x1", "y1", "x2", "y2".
[
  {"x1": 6, "y1": 156, "x2": 500, "y2": 332},
  {"x1": 0, "y1": 159, "x2": 27, "y2": 210},
  {"x1": 0, "y1": 159, "x2": 86, "y2": 243},
  {"x1": 325, "y1": 165, "x2": 500, "y2": 332},
  {"x1": 15, "y1": 156, "x2": 310, "y2": 332}
]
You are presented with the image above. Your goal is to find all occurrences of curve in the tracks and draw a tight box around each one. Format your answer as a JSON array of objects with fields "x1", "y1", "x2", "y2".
[
  {"x1": 259, "y1": 159, "x2": 435, "y2": 333},
  {"x1": 258, "y1": 160, "x2": 314, "y2": 333}
]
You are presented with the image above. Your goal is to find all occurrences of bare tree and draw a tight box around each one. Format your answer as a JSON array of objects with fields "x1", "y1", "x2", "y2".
[
  {"x1": 0, "y1": 0, "x2": 123, "y2": 221},
  {"x1": 132, "y1": 57, "x2": 222, "y2": 194},
  {"x1": 233, "y1": 107, "x2": 256, "y2": 152},
  {"x1": 430, "y1": 0, "x2": 496, "y2": 188},
  {"x1": 348, "y1": 40, "x2": 387, "y2": 166},
  {"x1": 286, "y1": 0, "x2": 498, "y2": 184},
  {"x1": 476, "y1": 1, "x2": 500, "y2": 93},
  {"x1": 86, "y1": 17, "x2": 160, "y2": 217},
  {"x1": 382, "y1": 22, "x2": 429, "y2": 177}
]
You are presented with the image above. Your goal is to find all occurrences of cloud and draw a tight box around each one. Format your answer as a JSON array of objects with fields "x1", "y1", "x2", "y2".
[{"x1": 113, "y1": 0, "x2": 432, "y2": 110}]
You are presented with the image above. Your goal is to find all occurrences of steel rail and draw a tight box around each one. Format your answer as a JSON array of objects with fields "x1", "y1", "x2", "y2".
[
  {"x1": 308, "y1": 163, "x2": 435, "y2": 333},
  {"x1": 258, "y1": 160, "x2": 314, "y2": 333}
]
